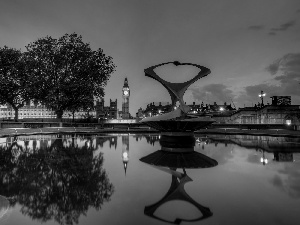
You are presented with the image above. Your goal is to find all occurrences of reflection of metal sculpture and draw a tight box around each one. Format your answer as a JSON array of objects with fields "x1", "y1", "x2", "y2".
[
  {"x1": 141, "y1": 61, "x2": 215, "y2": 132},
  {"x1": 143, "y1": 168, "x2": 212, "y2": 224},
  {"x1": 140, "y1": 135, "x2": 218, "y2": 224}
]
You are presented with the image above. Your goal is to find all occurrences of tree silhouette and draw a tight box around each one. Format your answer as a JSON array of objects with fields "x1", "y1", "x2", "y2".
[
  {"x1": 0, "y1": 46, "x2": 32, "y2": 121},
  {"x1": 25, "y1": 33, "x2": 116, "y2": 119},
  {"x1": 0, "y1": 136, "x2": 114, "y2": 225}
]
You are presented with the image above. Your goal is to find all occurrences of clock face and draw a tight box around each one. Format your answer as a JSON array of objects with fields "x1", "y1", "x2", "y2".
[{"x1": 123, "y1": 90, "x2": 129, "y2": 95}]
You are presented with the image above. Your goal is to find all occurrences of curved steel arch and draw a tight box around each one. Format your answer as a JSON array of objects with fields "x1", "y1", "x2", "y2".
[{"x1": 144, "y1": 61, "x2": 211, "y2": 114}]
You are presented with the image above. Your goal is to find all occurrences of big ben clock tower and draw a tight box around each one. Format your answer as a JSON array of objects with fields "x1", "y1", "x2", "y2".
[{"x1": 122, "y1": 78, "x2": 130, "y2": 119}]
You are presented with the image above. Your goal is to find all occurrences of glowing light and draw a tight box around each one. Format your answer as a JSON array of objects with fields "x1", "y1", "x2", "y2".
[
  {"x1": 286, "y1": 120, "x2": 291, "y2": 126},
  {"x1": 219, "y1": 107, "x2": 224, "y2": 111},
  {"x1": 260, "y1": 157, "x2": 268, "y2": 164},
  {"x1": 258, "y1": 91, "x2": 266, "y2": 98},
  {"x1": 123, "y1": 152, "x2": 128, "y2": 160}
]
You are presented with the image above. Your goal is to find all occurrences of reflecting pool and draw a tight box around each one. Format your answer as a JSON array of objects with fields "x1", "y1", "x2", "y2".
[{"x1": 0, "y1": 133, "x2": 300, "y2": 225}]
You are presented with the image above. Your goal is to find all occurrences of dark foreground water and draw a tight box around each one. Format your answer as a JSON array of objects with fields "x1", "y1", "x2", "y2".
[{"x1": 0, "y1": 133, "x2": 300, "y2": 225}]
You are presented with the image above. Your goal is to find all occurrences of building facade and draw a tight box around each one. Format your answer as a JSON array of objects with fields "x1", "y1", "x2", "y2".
[
  {"x1": 95, "y1": 98, "x2": 118, "y2": 119},
  {"x1": 0, "y1": 101, "x2": 95, "y2": 120},
  {"x1": 136, "y1": 101, "x2": 235, "y2": 119}
]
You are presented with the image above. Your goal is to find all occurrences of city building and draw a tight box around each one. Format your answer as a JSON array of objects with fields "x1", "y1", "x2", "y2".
[
  {"x1": 0, "y1": 78, "x2": 128, "y2": 121},
  {"x1": 136, "y1": 101, "x2": 236, "y2": 120},
  {"x1": 0, "y1": 100, "x2": 96, "y2": 121},
  {"x1": 214, "y1": 96, "x2": 300, "y2": 127},
  {"x1": 95, "y1": 98, "x2": 118, "y2": 120}
]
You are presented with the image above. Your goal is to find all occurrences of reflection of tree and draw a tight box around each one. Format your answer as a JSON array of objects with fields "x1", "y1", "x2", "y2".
[{"x1": 0, "y1": 135, "x2": 114, "y2": 225}]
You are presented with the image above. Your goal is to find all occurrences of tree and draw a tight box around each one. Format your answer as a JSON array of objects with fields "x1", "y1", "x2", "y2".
[
  {"x1": 0, "y1": 46, "x2": 32, "y2": 121},
  {"x1": 26, "y1": 33, "x2": 116, "y2": 120},
  {"x1": 64, "y1": 82, "x2": 95, "y2": 122}
]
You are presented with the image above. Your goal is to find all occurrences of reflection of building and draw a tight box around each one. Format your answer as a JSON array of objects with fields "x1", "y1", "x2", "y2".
[
  {"x1": 207, "y1": 134, "x2": 299, "y2": 163},
  {"x1": 273, "y1": 152, "x2": 293, "y2": 162},
  {"x1": 96, "y1": 136, "x2": 117, "y2": 149},
  {"x1": 122, "y1": 78, "x2": 130, "y2": 119},
  {"x1": 122, "y1": 135, "x2": 129, "y2": 174},
  {"x1": 209, "y1": 134, "x2": 300, "y2": 153}
]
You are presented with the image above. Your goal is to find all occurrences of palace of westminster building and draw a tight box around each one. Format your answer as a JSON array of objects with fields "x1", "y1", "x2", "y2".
[{"x1": 0, "y1": 78, "x2": 131, "y2": 121}]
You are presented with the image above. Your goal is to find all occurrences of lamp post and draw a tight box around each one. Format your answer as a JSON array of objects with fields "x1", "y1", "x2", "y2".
[
  {"x1": 258, "y1": 90, "x2": 266, "y2": 106},
  {"x1": 260, "y1": 150, "x2": 268, "y2": 165}
]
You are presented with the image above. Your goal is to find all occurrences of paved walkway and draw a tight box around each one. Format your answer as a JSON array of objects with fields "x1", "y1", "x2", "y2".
[{"x1": 1, "y1": 127, "x2": 300, "y2": 138}]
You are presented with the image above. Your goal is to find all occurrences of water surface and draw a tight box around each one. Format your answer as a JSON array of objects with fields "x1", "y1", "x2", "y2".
[{"x1": 0, "y1": 133, "x2": 300, "y2": 225}]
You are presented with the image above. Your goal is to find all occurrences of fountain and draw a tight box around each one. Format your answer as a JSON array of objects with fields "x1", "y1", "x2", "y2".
[
  {"x1": 141, "y1": 61, "x2": 215, "y2": 135},
  {"x1": 140, "y1": 62, "x2": 218, "y2": 223}
]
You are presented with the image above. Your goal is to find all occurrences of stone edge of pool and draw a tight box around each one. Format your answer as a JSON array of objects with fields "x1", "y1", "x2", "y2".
[{"x1": 1, "y1": 127, "x2": 300, "y2": 138}]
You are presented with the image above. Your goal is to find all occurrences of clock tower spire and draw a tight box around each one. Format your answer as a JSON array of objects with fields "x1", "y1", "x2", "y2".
[{"x1": 122, "y1": 77, "x2": 130, "y2": 119}]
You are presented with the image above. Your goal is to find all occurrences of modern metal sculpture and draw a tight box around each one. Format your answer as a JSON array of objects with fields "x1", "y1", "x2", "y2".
[{"x1": 141, "y1": 61, "x2": 215, "y2": 132}]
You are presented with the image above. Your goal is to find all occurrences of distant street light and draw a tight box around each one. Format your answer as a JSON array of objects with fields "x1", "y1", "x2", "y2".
[
  {"x1": 258, "y1": 90, "x2": 266, "y2": 106},
  {"x1": 260, "y1": 151, "x2": 268, "y2": 165}
]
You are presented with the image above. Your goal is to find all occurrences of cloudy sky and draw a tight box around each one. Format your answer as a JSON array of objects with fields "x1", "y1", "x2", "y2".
[{"x1": 1, "y1": 0, "x2": 300, "y2": 115}]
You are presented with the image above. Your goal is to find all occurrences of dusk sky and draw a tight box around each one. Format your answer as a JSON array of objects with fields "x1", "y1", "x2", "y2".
[{"x1": 1, "y1": 0, "x2": 300, "y2": 115}]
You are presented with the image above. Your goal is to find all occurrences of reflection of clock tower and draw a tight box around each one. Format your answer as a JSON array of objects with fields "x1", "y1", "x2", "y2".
[
  {"x1": 122, "y1": 78, "x2": 130, "y2": 119},
  {"x1": 122, "y1": 135, "x2": 129, "y2": 175}
]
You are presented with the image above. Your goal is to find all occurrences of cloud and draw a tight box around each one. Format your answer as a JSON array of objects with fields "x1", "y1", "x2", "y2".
[
  {"x1": 248, "y1": 25, "x2": 264, "y2": 30},
  {"x1": 234, "y1": 83, "x2": 278, "y2": 106},
  {"x1": 266, "y1": 53, "x2": 300, "y2": 75},
  {"x1": 270, "y1": 20, "x2": 296, "y2": 32},
  {"x1": 272, "y1": 164, "x2": 300, "y2": 198},
  {"x1": 268, "y1": 31, "x2": 276, "y2": 36},
  {"x1": 190, "y1": 83, "x2": 234, "y2": 104},
  {"x1": 234, "y1": 53, "x2": 300, "y2": 106},
  {"x1": 191, "y1": 53, "x2": 300, "y2": 107}
]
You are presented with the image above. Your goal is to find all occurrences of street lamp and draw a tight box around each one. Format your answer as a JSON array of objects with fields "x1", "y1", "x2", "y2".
[
  {"x1": 258, "y1": 90, "x2": 266, "y2": 106},
  {"x1": 260, "y1": 150, "x2": 268, "y2": 165}
]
